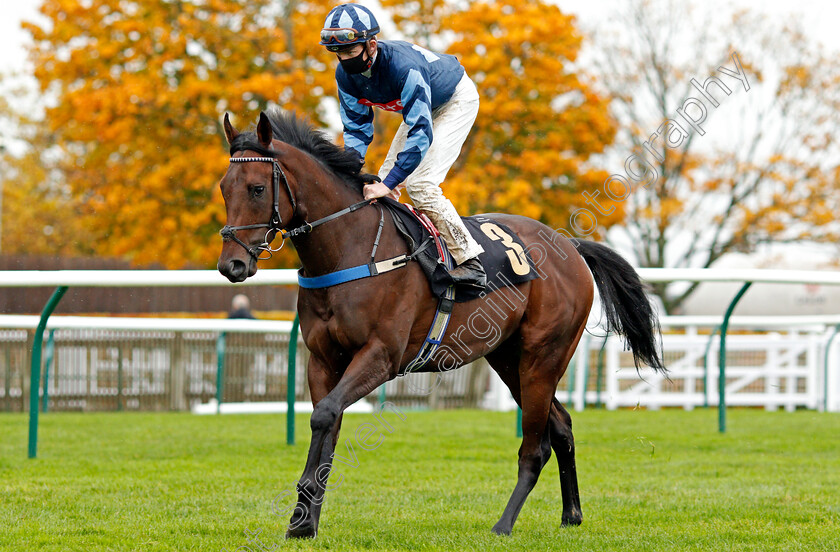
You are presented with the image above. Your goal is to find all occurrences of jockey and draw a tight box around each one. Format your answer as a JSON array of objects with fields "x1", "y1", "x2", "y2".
[{"x1": 320, "y1": 3, "x2": 486, "y2": 290}]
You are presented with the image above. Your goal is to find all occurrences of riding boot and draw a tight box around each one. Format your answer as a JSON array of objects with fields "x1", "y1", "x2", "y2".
[
  {"x1": 416, "y1": 201, "x2": 486, "y2": 291},
  {"x1": 448, "y1": 257, "x2": 487, "y2": 290}
]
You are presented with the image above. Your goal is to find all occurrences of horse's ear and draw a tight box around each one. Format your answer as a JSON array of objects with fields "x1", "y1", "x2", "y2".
[
  {"x1": 223, "y1": 113, "x2": 239, "y2": 145},
  {"x1": 257, "y1": 112, "x2": 273, "y2": 148}
]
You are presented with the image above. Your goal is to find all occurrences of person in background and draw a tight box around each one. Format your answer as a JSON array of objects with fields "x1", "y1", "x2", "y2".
[{"x1": 228, "y1": 294, "x2": 256, "y2": 319}]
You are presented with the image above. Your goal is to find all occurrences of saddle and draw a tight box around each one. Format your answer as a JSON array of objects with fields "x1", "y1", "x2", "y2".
[
  {"x1": 372, "y1": 198, "x2": 540, "y2": 374},
  {"x1": 378, "y1": 198, "x2": 538, "y2": 302}
]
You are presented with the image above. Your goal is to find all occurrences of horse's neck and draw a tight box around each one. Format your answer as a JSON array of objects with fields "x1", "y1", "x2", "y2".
[{"x1": 291, "y1": 168, "x2": 378, "y2": 277}]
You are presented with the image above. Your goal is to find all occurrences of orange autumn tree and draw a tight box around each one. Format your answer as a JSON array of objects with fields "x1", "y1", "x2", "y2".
[
  {"x1": 379, "y1": 0, "x2": 618, "y2": 230},
  {"x1": 18, "y1": 0, "x2": 340, "y2": 268}
]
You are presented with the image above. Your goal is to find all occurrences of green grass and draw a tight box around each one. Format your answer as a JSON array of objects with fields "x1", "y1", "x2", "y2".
[{"x1": 2, "y1": 408, "x2": 839, "y2": 551}]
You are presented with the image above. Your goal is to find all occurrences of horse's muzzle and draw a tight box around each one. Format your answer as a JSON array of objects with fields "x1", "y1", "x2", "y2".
[{"x1": 218, "y1": 257, "x2": 254, "y2": 283}]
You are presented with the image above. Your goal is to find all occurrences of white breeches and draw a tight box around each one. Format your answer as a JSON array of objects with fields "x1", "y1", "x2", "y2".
[{"x1": 378, "y1": 73, "x2": 484, "y2": 265}]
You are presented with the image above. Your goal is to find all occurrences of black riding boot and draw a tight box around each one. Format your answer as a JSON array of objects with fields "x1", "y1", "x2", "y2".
[{"x1": 448, "y1": 257, "x2": 486, "y2": 290}]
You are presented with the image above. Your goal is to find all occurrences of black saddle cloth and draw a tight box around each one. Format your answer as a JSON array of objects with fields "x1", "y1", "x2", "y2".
[{"x1": 379, "y1": 198, "x2": 538, "y2": 302}]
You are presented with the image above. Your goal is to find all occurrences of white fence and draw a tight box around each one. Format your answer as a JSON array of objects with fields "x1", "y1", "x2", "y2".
[
  {"x1": 0, "y1": 315, "x2": 489, "y2": 413},
  {"x1": 0, "y1": 316, "x2": 302, "y2": 412},
  {"x1": 2, "y1": 268, "x2": 840, "y2": 414},
  {"x1": 5, "y1": 314, "x2": 839, "y2": 413},
  {"x1": 484, "y1": 316, "x2": 840, "y2": 413}
]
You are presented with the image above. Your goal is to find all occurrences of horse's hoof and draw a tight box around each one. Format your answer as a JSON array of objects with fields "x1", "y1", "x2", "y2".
[
  {"x1": 561, "y1": 509, "x2": 583, "y2": 526},
  {"x1": 286, "y1": 523, "x2": 317, "y2": 539},
  {"x1": 491, "y1": 523, "x2": 512, "y2": 536}
]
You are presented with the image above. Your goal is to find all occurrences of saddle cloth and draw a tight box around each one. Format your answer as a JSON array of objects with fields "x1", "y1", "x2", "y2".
[{"x1": 379, "y1": 198, "x2": 539, "y2": 302}]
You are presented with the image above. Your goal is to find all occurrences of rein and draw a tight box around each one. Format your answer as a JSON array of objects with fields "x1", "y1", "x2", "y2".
[{"x1": 219, "y1": 155, "x2": 374, "y2": 260}]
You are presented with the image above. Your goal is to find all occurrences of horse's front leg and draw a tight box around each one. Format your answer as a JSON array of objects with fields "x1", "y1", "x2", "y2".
[
  {"x1": 289, "y1": 354, "x2": 343, "y2": 534},
  {"x1": 287, "y1": 340, "x2": 393, "y2": 539}
]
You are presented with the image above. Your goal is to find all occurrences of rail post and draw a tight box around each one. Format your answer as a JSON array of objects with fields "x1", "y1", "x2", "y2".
[
  {"x1": 718, "y1": 282, "x2": 752, "y2": 433},
  {"x1": 215, "y1": 332, "x2": 226, "y2": 414},
  {"x1": 287, "y1": 314, "x2": 300, "y2": 445},
  {"x1": 28, "y1": 286, "x2": 69, "y2": 459},
  {"x1": 117, "y1": 344, "x2": 124, "y2": 412}
]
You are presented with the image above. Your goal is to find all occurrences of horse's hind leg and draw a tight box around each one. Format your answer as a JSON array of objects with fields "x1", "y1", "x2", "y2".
[
  {"x1": 486, "y1": 343, "x2": 560, "y2": 535},
  {"x1": 549, "y1": 398, "x2": 582, "y2": 525},
  {"x1": 486, "y1": 334, "x2": 583, "y2": 533}
]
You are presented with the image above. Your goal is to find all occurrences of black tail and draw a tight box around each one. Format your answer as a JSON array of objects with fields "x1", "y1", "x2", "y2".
[{"x1": 577, "y1": 241, "x2": 666, "y2": 374}]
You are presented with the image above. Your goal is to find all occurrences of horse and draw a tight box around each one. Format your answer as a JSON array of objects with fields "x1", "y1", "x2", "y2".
[{"x1": 217, "y1": 109, "x2": 666, "y2": 538}]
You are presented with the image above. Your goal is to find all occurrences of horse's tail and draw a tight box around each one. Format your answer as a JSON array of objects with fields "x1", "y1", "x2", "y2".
[{"x1": 576, "y1": 240, "x2": 667, "y2": 374}]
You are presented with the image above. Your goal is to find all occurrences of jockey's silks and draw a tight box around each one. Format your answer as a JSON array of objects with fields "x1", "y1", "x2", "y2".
[{"x1": 336, "y1": 40, "x2": 465, "y2": 190}]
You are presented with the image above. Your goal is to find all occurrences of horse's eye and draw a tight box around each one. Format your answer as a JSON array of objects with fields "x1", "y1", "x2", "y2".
[{"x1": 253, "y1": 186, "x2": 266, "y2": 197}]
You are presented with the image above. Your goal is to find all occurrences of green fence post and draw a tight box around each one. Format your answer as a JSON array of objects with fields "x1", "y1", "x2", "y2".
[
  {"x1": 718, "y1": 282, "x2": 752, "y2": 434},
  {"x1": 117, "y1": 345, "x2": 124, "y2": 412},
  {"x1": 516, "y1": 407, "x2": 523, "y2": 438},
  {"x1": 4, "y1": 348, "x2": 10, "y2": 412},
  {"x1": 287, "y1": 314, "x2": 300, "y2": 446},
  {"x1": 378, "y1": 383, "x2": 386, "y2": 406},
  {"x1": 29, "y1": 286, "x2": 69, "y2": 459},
  {"x1": 42, "y1": 330, "x2": 55, "y2": 413},
  {"x1": 216, "y1": 332, "x2": 226, "y2": 415}
]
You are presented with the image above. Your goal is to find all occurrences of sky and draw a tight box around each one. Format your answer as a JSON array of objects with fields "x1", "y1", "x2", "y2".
[
  {"x1": 2, "y1": 0, "x2": 840, "y2": 74},
  {"x1": 0, "y1": 1, "x2": 42, "y2": 74}
]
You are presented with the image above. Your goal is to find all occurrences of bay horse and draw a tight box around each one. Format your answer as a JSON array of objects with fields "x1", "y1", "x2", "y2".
[{"x1": 217, "y1": 110, "x2": 666, "y2": 538}]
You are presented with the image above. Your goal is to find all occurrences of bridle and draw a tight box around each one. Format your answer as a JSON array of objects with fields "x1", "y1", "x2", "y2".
[
  {"x1": 219, "y1": 155, "x2": 374, "y2": 260},
  {"x1": 219, "y1": 156, "x2": 297, "y2": 260}
]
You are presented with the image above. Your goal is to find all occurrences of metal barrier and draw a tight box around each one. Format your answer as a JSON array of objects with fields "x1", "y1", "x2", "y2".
[
  {"x1": 0, "y1": 313, "x2": 493, "y2": 455},
  {"x1": 637, "y1": 270, "x2": 840, "y2": 432},
  {"x1": 484, "y1": 314, "x2": 840, "y2": 415},
  {"x1": 0, "y1": 270, "x2": 298, "y2": 458},
  {"x1": 3, "y1": 267, "x2": 840, "y2": 458}
]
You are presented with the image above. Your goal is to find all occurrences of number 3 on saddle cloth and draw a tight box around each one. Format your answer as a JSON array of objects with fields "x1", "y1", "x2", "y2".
[{"x1": 379, "y1": 198, "x2": 540, "y2": 373}]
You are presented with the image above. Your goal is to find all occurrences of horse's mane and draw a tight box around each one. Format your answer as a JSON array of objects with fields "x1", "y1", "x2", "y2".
[{"x1": 228, "y1": 108, "x2": 364, "y2": 192}]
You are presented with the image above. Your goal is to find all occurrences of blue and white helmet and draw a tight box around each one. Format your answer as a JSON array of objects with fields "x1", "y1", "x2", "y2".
[{"x1": 320, "y1": 4, "x2": 380, "y2": 49}]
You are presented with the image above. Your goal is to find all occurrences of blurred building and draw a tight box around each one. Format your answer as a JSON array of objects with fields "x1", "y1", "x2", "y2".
[{"x1": 679, "y1": 245, "x2": 840, "y2": 316}]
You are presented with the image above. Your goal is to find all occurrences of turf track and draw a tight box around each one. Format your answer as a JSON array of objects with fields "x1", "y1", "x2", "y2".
[{"x1": 2, "y1": 408, "x2": 838, "y2": 551}]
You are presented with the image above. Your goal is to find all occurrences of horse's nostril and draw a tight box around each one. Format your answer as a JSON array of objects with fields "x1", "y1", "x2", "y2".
[
  {"x1": 229, "y1": 259, "x2": 247, "y2": 278},
  {"x1": 219, "y1": 258, "x2": 249, "y2": 282}
]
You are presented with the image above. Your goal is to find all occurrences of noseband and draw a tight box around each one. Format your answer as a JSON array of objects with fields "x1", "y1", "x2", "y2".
[
  {"x1": 219, "y1": 155, "x2": 375, "y2": 260},
  {"x1": 219, "y1": 156, "x2": 297, "y2": 260}
]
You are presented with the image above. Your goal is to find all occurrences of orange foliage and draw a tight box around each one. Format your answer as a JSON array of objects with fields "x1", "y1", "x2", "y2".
[
  {"x1": 367, "y1": 0, "x2": 619, "y2": 232},
  {"x1": 6, "y1": 0, "x2": 619, "y2": 267},
  {"x1": 15, "y1": 0, "x2": 341, "y2": 268},
  {"x1": 443, "y1": 0, "x2": 618, "y2": 231}
]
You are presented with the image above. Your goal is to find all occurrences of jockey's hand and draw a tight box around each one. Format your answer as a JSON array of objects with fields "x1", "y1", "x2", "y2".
[{"x1": 363, "y1": 181, "x2": 393, "y2": 201}]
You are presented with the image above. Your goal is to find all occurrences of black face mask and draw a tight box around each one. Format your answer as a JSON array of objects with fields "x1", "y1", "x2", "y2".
[{"x1": 339, "y1": 48, "x2": 373, "y2": 74}]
